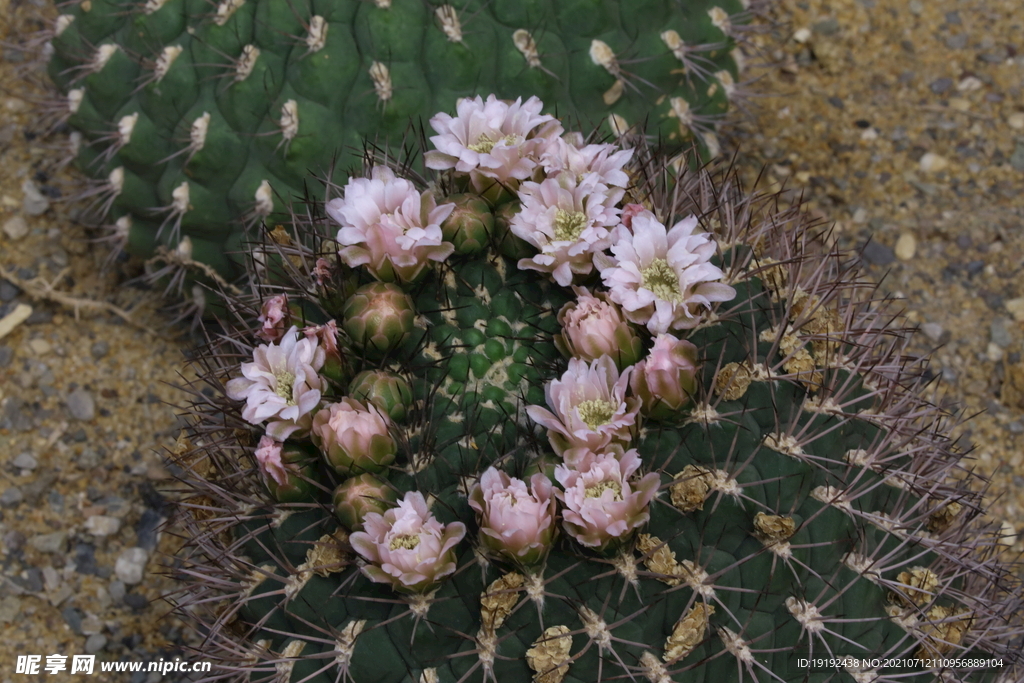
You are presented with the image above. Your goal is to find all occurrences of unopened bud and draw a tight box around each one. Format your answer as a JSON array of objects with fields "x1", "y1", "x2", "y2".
[
  {"x1": 440, "y1": 193, "x2": 493, "y2": 255},
  {"x1": 342, "y1": 282, "x2": 415, "y2": 357}
]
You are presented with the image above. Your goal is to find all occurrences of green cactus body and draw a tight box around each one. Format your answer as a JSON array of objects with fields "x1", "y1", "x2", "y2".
[
  {"x1": 45, "y1": 0, "x2": 746, "y2": 282},
  {"x1": 173, "y1": 134, "x2": 1022, "y2": 680}
]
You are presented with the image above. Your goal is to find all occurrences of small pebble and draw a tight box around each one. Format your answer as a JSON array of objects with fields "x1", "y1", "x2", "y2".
[
  {"x1": 66, "y1": 388, "x2": 96, "y2": 422},
  {"x1": 0, "y1": 279, "x2": 19, "y2": 302},
  {"x1": 21, "y1": 179, "x2": 50, "y2": 216},
  {"x1": 90, "y1": 340, "x2": 109, "y2": 360},
  {"x1": 108, "y1": 579, "x2": 126, "y2": 603},
  {"x1": 0, "y1": 487, "x2": 23, "y2": 507},
  {"x1": 84, "y1": 633, "x2": 108, "y2": 655},
  {"x1": 28, "y1": 530, "x2": 67, "y2": 553},
  {"x1": 12, "y1": 452, "x2": 37, "y2": 470},
  {"x1": 986, "y1": 342, "x2": 1004, "y2": 362},
  {"x1": 76, "y1": 448, "x2": 101, "y2": 469},
  {"x1": 861, "y1": 241, "x2": 896, "y2": 266},
  {"x1": 42, "y1": 566, "x2": 60, "y2": 591},
  {"x1": 0, "y1": 345, "x2": 12, "y2": 368},
  {"x1": 1010, "y1": 140, "x2": 1024, "y2": 173},
  {"x1": 123, "y1": 593, "x2": 148, "y2": 612},
  {"x1": 929, "y1": 77, "x2": 953, "y2": 94},
  {"x1": 62, "y1": 606, "x2": 84, "y2": 635},
  {"x1": 894, "y1": 232, "x2": 917, "y2": 260},
  {"x1": 85, "y1": 515, "x2": 122, "y2": 537},
  {"x1": 908, "y1": 0, "x2": 923, "y2": 14},
  {"x1": 812, "y1": 18, "x2": 841, "y2": 35},
  {"x1": 1008, "y1": 113, "x2": 1024, "y2": 130},
  {"x1": 28, "y1": 338, "x2": 51, "y2": 355},
  {"x1": 3, "y1": 529, "x2": 26, "y2": 553},
  {"x1": 115, "y1": 547, "x2": 149, "y2": 585},
  {"x1": 991, "y1": 318, "x2": 1012, "y2": 348},
  {"x1": 1, "y1": 215, "x2": 28, "y2": 240},
  {"x1": 1006, "y1": 298, "x2": 1024, "y2": 322},
  {"x1": 919, "y1": 152, "x2": 949, "y2": 173},
  {"x1": 945, "y1": 34, "x2": 968, "y2": 50}
]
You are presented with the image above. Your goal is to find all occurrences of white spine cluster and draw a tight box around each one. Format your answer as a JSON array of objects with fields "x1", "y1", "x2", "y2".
[
  {"x1": 785, "y1": 597, "x2": 825, "y2": 634},
  {"x1": 54, "y1": 14, "x2": 74, "y2": 36},
  {"x1": 171, "y1": 181, "x2": 190, "y2": 214},
  {"x1": 235, "y1": 45, "x2": 260, "y2": 82},
  {"x1": 435, "y1": 6, "x2": 463, "y2": 43},
  {"x1": 117, "y1": 113, "x2": 139, "y2": 146},
  {"x1": 513, "y1": 29, "x2": 541, "y2": 68},
  {"x1": 332, "y1": 620, "x2": 366, "y2": 670},
  {"x1": 306, "y1": 16, "x2": 327, "y2": 53},
  {"x1": 214, "y1": 0, "x2": 245, "y2": 27},
  {"x1": 708, "y1": 7, "x2": 731, "y2": 34},
  {"x1": 91, "y1": 44, "x2": 118, "y2": 73},
  {"x1": 143, "y1": 0, "x2": 170, "y2": 13},
  {"x1": 280, "y1": 100, "x2": 299, "y2": 141},
  {"x1": 190, "y1": 112, "x2": 211, "y2": 152},
  {"x1": 589, "y1": 39, "x2": 620, "y2": 76},
  {"x1": 67, "y1": 88, "x2": 84, "y2": 114},
  {"x1": 369, "y1": 62, "x2": 392, "y2": 103},
  {"x1": 660, "y1": 30, "x2": 688, "y2": 65},
  {"x1": 254, "y1": 180, "x2": 273, "y2": 216},
  {"x1": 108, "y1": 167, "x2": 125, "y2": 196},
  {"x1": 154, "y1": 45, "x2": 183, "y2": 83}
]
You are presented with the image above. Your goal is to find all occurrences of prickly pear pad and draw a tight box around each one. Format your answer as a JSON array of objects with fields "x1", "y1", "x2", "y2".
[{"x1": 170, "y1": 106, "x2": 1023, "y2": 682}]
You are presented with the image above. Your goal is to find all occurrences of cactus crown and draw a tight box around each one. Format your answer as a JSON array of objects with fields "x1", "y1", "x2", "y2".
[{"x1": 170, "y1": 98, "x2": 1023, "y2": 683}]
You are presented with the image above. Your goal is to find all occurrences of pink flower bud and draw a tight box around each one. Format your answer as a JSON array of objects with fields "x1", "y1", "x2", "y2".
[
  {"x1": 303, "y1": 320, "x2": 350, "y2": 384},
  {"x1": 349, "y1": 491, "x2": 466, "y2": 593},
  {"x1": 257, "y1": 294, "x2": 291, "y2": 343},
  {"x1": 348, "y1": 370, "x2": 414, "y2": 423},
  {"x1": 631, "y1": 334, "x2": 700, "y2": 420},
  {"x1": 555, "y1": 449, "x2": 660, "y2": 551},
  {"x1": 620, "y1": 203, "x2": 646, "y2": 229},
  {"x1": 254, "y1": 436, "x2": 320, "y2": 503},
  {"x1": 469, "y1": 468, "x2": 556, "y2": 566},
  {"x1": 555, "y1": 287, "x2": 642, "y2": 370},
  {"x1": 311, "y1": 398, "x2": 397, "y2": 476}
]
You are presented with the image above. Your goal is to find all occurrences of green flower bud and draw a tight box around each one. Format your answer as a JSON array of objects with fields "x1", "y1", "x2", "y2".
[
  {"x1": 348, "y1": 370, "x2": 414, "y2": 423},
  {"x1": 333, "y1": 474, "x2": 398, "y2": 531},
  {"x1": 490, "y1": 200, "x2": 533, "y2": 260},
  {"x1": 440, "y1": 194, "x2": 493, "y2": 256},
  {"x1": 311, "y1": 398, "x2": 397, "y2": 476},
  {"x1": 342, "y1": 282, "x2": 415, "y2": 357}
]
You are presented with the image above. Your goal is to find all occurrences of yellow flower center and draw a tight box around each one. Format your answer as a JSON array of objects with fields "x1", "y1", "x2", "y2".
[
  {"x1": 641, "y1": 258, "x2": 683, "y2": 304},
  {"x1": 468, "y1": 133, "x2": 521, "y2": 154},
  {"x1": 389, "y1": 534, "x2": 420, "y2": 551},
  {"x1": 274, "y1": 370, "x2": 296, "y2": 404},
  {"x1": 553, "y1": 208, "x2": 588, "y2": 242},
  {"x1": 585, "y1": 481, "x2": 623, "y2": 500},
  {"x1": 577, "y1": 399, "x2": 615, "y2": 430}
]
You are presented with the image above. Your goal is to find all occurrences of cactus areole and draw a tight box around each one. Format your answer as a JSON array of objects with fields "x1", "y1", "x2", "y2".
[
  {"x1": 43, "y1": 0, "x2": 752, "y2": 287},
  {"x1": 173, "y1": 97, "x2": 1023, "y2": 683}
]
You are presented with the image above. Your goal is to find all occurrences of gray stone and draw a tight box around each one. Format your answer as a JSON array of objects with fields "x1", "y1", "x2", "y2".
[
  {"x1": 84, "y1": 633, "x2": 108, "y2": 654},
  {"x1": 1, "y1": 215, "x2": 28, "y2": 240},
  {"x1": 108, "y1": 579, "x2": 126, "y2": 603},
  {"x1": 0, "y1": 596, "x2": 22, "y2": 624},
  {"x1": 12, "y1": 452, "x2": 37, "y2": 470},
  {"x1": 0, "y1": 487, "x2": 23, "y2": 507},
  {"x1": 945, "y1": 34, "x2": 968, "y2": 50},
  {"x1": 76, "y1": 448, "x2": 101, "y2": 469},
  {"x1": 136, "y1": 509, "x2": 163, "y2": 551},
  {"x1": 1010, "y1": 140, "x2": 1024, "y2": 172},
  {"x1": 21, "y1": 180, "x2": 49, "y2": 216},
  {"x1": 22, "y1": 473, "x2": 57, "y2": 504},
  {"x1": 812, "y1": 18, "x2": 841, "y2": 35},
  {"x1": 85, "y1": 515, "x2": 122, "y2": 537},
  {"x1": 991, "y1": 318, "x2": 1013, "y2": 348},
  {"x1": 0, "y1": 279, "x2": 19, "y2": 302},
  {"x1": 3, "y1": 529, "x2": 26, "y2": 553},
  {"x1": 28, "y1": 530, "x2": 67, "y2": 554},
  {"x1": 62, "y1": 606, "x2": 84, "y2": 635},
  {"x1": 90, "y1": 340, "x2": 109, "y2": 360},
  {"x1": 115, "y1": 547, "x2": 149, "y2": 585},
  {"x1": 861, "y1": 241, "x2": 896, "y2": 265},
  {"x1": 0, "y1": 345, "x2": 12, "y2": 368},
  {"x1": 66, "y1": 388, "x2": 96, "y2": 422},
  {"x1": 921, "y1": 322, "x2": 946, "y2": 343},
  {"x1": 930, "y1": 77, "x2": 953, "y2": 94}
]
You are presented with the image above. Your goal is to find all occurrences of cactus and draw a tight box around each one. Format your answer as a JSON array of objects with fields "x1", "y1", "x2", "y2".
[
  {"x1": 170, "y1": 98, "x2": 1023, "y2": 683},
  {"x1": 37, "y1": 0, "x2": 760, "y2": 295}
]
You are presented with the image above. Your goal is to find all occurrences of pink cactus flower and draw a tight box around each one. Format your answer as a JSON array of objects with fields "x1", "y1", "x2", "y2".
[
  {"x1": 540, "y1": 136, "x2": 633, "y2": 189},
  {"x1": 511, "y1": 172, "x2": 622, "y2": 286},
  {"x1": 349, "y1": 491, "x2": 466, "y2": 593},
  {"x1": 424, "y1": 95, "x2": 563, "y2": 187},
  {"x1": 526, "y1": 355, "x2": 640, "y2": 455},
  {"x1": 632, "y1": 334, "x2": 701, "y2": 420},
  {"x1": 555, "y1": 449, "x2": 660, "y2": 551},
  {"x1": 311, "y1": 398, "x2": 396, "y2": 475},
  {"x1": 555, "y1": 287, "x2": 642, "y2": 369},
  {"x1": 254, "y1": 435, "x2": 289, "y2": 487},
  {"x1": 326, "y1": 166, "x2": 455, "y2": 283},
  {"x1": 257, "y1": 294, "x2": 290, "y2": 343},
  {"x1": 620, "y1": 203, "x2": 646, "y2": 229},
  {"x1": 469, "y1": 468, "x2": 556, "y2": 566},
  {"x1": 598, "y1": 210, "x2": 736, "y2": 334},
  {"x1": 225, "y1": 327, "x2": 325, "y2": 440}
]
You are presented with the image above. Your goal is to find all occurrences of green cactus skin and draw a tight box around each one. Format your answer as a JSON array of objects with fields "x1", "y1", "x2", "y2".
[
  {"x1": 172, "y1": 149, "x2": 1023, "y2": 683},
  {"x1": 43, "y1": 0, "x2": 752, "y2": 283}
]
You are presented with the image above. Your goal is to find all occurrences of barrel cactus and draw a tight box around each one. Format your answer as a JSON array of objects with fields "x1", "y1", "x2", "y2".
[
  {"x1": 170, "y1": 96, "x2": 1023, "y2": 683},
  {"x1": 38, "y1": 0, "x2": 759, "y2": 294}
]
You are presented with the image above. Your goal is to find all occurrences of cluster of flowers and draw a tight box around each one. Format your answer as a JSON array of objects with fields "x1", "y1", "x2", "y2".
[{"x1": 224, "y1": 94, "x2": 736, "y2": 595}]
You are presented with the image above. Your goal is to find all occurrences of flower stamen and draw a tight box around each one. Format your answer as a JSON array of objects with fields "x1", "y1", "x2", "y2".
[
  {"x1": 553, "y1": 208, "x2": 588, "y2": 242},
  {"x1": 389, "y1": 534, "x2": 420, "y2": 551},
  {"x1": 274, "y1": 370, "x2": 296, "y2": 404},
  {"x1": 642, "y1": 259, "x2": 683, "y2": 303},
  {"x1": 585, "y1": 481, "x2": 623, "y2": 500},
  {"x1": 577, "y1": 399, "x2": 614, "y2": 429}
]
